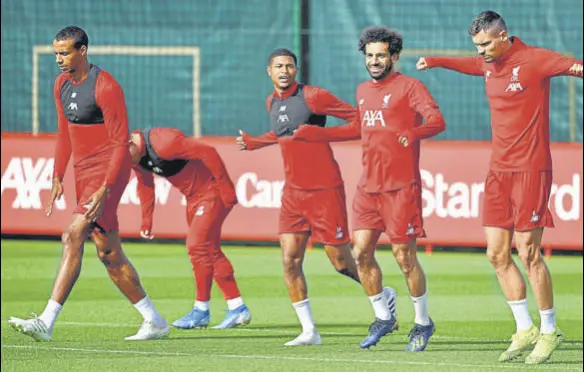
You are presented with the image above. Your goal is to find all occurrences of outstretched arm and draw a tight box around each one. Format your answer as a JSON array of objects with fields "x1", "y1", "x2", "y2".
[
  {"x1": 533, "y1": 48, "x2": 583, "y2": 78},
  {"x1": 237, "y1": 130, "x2": 278, "y2": 150},
  {"x1": 418, "y1": 56, "x2": 484, "y2": 76}
]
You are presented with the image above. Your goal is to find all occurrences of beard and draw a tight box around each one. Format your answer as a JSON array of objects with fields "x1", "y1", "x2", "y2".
[{"x1": 367, "y1": 60, "x2": 393, "y2": 81}]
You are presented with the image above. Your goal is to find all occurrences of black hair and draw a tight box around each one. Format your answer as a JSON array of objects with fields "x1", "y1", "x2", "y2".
[
  {"x1": 358, "y1": 26, "x2": 403, "y2": 55},
  {"x1": 55, "y1": 26, "x2": 88, "y2": 49},
  {"x1": 468, "y1": 10, "x2": 507, "y2": 36},
  {"x1": 267, "y1": 48, "x2": 297, "y2": 66}
]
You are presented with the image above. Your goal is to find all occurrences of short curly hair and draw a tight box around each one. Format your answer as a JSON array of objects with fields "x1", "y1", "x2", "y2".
[{"x1": 358, "y1": 26, "x2": 403, "y2": 55}]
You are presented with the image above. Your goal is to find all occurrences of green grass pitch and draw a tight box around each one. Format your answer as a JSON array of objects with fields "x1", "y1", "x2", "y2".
[{"x1": 1, "y1": 239, "x2": 582, "y2": 371}]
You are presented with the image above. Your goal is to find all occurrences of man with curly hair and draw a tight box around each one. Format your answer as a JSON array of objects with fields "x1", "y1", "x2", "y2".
[
  {"x1": 237, "y1": 48, "x2": 398, "y2": 346},
  {"x1": 295, "y1": 26, "x2": 446, "y2": 351}
]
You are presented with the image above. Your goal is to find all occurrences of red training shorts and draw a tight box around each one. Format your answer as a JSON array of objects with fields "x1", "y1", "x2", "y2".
[
  {"x1": 73, "y1": 168, "x2": 130, "y2": 232},
  {"x1": 482, "y1": 170, "x2": 554, "y2": 231},
  {"x1": 279, "y1": 184, "x2": 350, "y2": 245},
  {"x1": 352, "y1": 183, "x2": 426, "y2": 244}
]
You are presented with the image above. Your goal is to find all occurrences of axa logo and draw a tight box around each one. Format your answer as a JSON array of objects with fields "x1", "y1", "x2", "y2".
[
  {"x1": 1, "y1": 157, "x2": 67, "y2": 210},
  {"x1": 362, "y1": 110, "x2": 386, "y2": 127},
  {"x1": 67, "y1": 102, "x2": 78, "y2": 110},
  {"x1": 277, "y1": 114, "x2": 289, "y2": 123},
  {"x1": 505, "y1": 66, "x2": 523, "y2": 92}
]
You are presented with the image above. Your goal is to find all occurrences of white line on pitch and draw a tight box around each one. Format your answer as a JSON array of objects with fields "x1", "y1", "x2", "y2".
[{"x1": 2, "y1": 345, "x2": 580, "y2": 371}]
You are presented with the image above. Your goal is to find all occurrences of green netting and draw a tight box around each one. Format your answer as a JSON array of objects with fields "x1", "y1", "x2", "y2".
[
  {"x1": 310, "y1": 0, "x2": 583, "y2": 142},
  {"x1": 1, "y1": 0, "x2": 298, "y2": 136},
  {"x1": 1, "y1": 0, "x2": 581, "y2": 142}
]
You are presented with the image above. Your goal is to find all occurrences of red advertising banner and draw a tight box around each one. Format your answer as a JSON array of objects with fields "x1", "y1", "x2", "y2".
[{"x1": 1, "y1": 134, "x2": 582, "y2": 250}]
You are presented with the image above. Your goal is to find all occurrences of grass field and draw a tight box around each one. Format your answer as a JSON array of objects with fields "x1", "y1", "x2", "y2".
[{"x1": 1, "y1": 239, "x2": 582, "y2": 371}]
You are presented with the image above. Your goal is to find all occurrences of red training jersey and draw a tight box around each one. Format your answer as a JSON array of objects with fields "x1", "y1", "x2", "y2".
[
  {"x1": 243, "y1": 82, "x2": 358, "y2": 190},
  {"x1": 133, "y1": 127, "x2": 236, "y2": 231},
  {"x1": 425, "y1": 37, "x2": 583, "y2": 171},
  {"x1": 295, "y1": 73, "x2": 445, "y2": 192},
  {"x1": 53, "y1": 66, "x2": 130, "y2": 187}
]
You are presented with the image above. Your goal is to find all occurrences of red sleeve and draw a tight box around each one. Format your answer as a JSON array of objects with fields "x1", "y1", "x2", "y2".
[
  {"x1": 294, "y1": 107, "x2": 361, "y2": 142},
  {"x1": 236, "y1": 94, "x2": 279, "y2": 150},
  {"x1": 404, "y1": 80, "x2": 446, "y2": 141},
  {"x1": 425, "y1": 56, "x2": 484, "y2": 76},
  {"x1": 304, "y1": 86, "x2": 358, "y2": 122},
  {"x1": 156, "y1": 131, "x2": 237, "y2": 207},
  {"x1": 243, "y1": 131, "x2": 278, "y2": 150},
  {"x1": 133, "y1": 165, "x2": 155, "y2": 231},
  {"x1": 53, "y1": 74, "x2": 72, "y2": 180},
  {"x1": 95, "y1": 72, "x2": 130, "y2": 188},
  {"x1": 531, "y1": 48, "x2": 583, "y2": 78}
]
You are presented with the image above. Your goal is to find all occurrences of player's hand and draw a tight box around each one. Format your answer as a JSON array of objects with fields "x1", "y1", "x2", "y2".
[
  {"x1": 45, "y1": 177, "x2": 64, "y2": 217},
  {"x1": 84, "y1": 185, "x2": 109, "y2": 223},
  {"x1": 398, "y1": 134, "x2": 410, "y2": 147},
  {"x1": 140, "y1": 229, "x2": 155, "y2": 240},
  {"x1": 569, "y1": 63, "x2": 583, "y2": 77},
  {"x1": 236, "y1": 130, "x2": 248, "y2": 150},
  {"x1": 416, "y1": 57, "x2": 428, "y2": 71}
]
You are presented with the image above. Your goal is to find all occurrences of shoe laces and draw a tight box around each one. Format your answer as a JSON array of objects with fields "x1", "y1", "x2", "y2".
[
  {"x1": 137, "y1": 320, "x2": 157, "y2": 333},
  {"x1": 368, "y1": 318, "x2": 389, "y2": 334},
  {"x1": 408, "y1": 323, "x2": 428, "y2": 340}
]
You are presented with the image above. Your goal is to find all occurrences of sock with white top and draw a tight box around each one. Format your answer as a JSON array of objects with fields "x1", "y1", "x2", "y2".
[
  {"x1": 38, "y1": 298, "x2": 63, "y2": 330},
  {"x1": 226, "y1": 297, "x2": 244, "y2": 311},
  {"x1": 292, "y1": 299, "x2": 316, "y2": 333},
  {"x1": 369, "y1": 291, "x2": 391, "y2": 321},
  {"x1": 539, "y1": 307, "x2": 556, "y2": 334},
  {"x1": 134, "y1": 296, "x2": 165, "y2": 324},
  {"x1": 507, "y1": 299, "x2": 533, "y2": 332},
  {"x1": 411, "y1": 293, "x2": 431, "y2": 326},
  {"x1": 194, "y1": 300, "x2": 210, "y2": 311}
]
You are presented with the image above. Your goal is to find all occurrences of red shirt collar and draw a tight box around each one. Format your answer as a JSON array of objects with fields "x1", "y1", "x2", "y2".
[
  {"x1": 273, "y1": 81, "x2": 299, "y2": 99},
  {"x1": 495, "y1": 36, "x2": 525, "y2": 65}
]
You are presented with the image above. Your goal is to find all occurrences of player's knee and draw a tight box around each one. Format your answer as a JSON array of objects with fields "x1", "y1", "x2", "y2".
[
  {"x1": 282, "y1": 254, "x2": 302, "y2": 274},
  {"x1": 187, "y1": 242, "x2": 212, "y2": 264},
  {"x1": 516, "y1": 241, "x2": 542, "y2": 270},
  {"x1": 97, "y1": 247, "x2": 123, "y2": 268},
  {"x1": 61, "y1": 229, "x2": 82, "y2": 250},
  {"x1": 393, "y1": 246, "x2": 415, "y2": 275},
  {"x1": 486, "y1": 246, "x2": 512, "y2": 268},
  {"x1": 354, "y1": 247, "x2": 374, "y2": 267}
]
